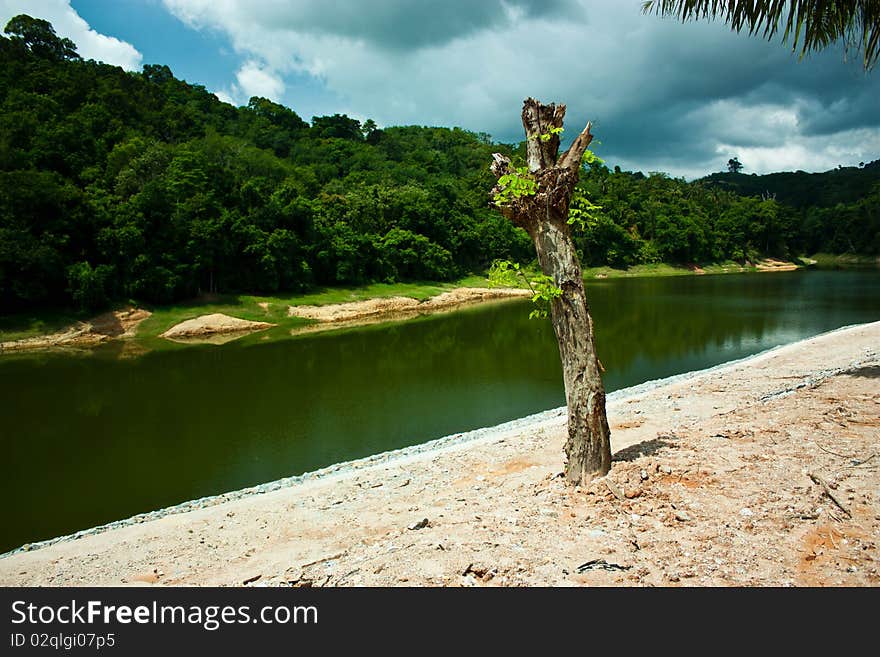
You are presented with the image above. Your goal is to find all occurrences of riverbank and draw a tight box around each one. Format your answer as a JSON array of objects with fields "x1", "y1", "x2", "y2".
[
  {"x1": 0, "y1": 260, "x2": 821, "y2": 353},
  {"x1": 2, "y1": 321, "x2": 877, "y2": 586},
  {"x1": 0, "y1": 275, "x2": 494, "y2": 350}
]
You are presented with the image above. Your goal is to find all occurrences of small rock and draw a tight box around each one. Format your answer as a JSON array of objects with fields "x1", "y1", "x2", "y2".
[
  {"x1": 639, "y1": 469, "x2": 649, "y2": 481},
  {"x1": 624, "y1": 487, "x2": 642, "y2": 499},
  {"x1": 660, "y1": 465, "x2": 673, "y2": 475},
  {"x1": 739, "y1": 508, "x2": 754, "y2": 517},
  {"x1": 407, "y1": 518, "x2": 430, "y2": 531},
  {"x1": 675, "y1": 511, "x2": 692, "y2": 522}
]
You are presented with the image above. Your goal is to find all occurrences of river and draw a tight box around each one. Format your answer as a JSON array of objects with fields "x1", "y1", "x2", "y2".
[{"x1": 1, "y1": 269, "x2": 878, "y2": 552}]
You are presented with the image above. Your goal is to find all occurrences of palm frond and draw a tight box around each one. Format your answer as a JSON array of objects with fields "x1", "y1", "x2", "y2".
[{"x1": 642, "y1": 0, "x2": 880, "y2": 70}]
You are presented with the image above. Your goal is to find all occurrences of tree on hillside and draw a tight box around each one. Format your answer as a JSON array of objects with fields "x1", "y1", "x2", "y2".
[
  {"x1": 642, "y1": 0, "x2": 880, "y2": 70},
  {"x1": 489, "y1": 99, "x2": 611, "y2": 485},
  {"x1": 4, "y1": 14, "x2": 79, "y2": 62},
  {"x1": 728, "y1": 156, "x2": 744, "y2": 173}
]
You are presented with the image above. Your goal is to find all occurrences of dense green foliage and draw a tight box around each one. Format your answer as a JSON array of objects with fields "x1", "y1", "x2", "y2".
[
  {"x1": 703, "y1": 162, "x2": 880, "y2": 208},
  {"x1": 0, "y1": 15, "x2": 877, "y2": 313},
  {"x1": 572, "y1": 162, "x2": 880, "y2": 269},
  {"x1": 0, "y1": 17, "x2": 532, "y2": 312}
]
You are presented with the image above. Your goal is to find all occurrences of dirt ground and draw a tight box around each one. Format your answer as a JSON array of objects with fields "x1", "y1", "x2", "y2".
[{"x1": 1, "y1": 322, "x2": 877, "y2": 587}]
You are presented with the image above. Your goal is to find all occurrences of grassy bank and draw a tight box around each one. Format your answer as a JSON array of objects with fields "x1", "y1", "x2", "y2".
[
  {"x1": 580, "y1": 261, "x2": 760, "y2": 279},
  {"x1": 7, "y1": 257, "x2": 876, "y2": 347},
  {"x1": 808, "y1": 252, "x2": 879, "y2": 269},
  {"x1": 0, "y1": 275, "x2": 492, "y2": 343},
  {"x1": 0, "y1": 309, "x2": 86, "y2": 343},
  {"x1": 138, "y1": 274, "x2": 491, "y2": 340}
]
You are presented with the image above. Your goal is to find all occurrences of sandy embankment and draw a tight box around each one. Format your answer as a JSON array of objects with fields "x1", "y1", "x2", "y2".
[
  {"x1": 288, "y1": 287, "x2": 531, "y2": 325},
  {"x1": 756, "y1": 258, "x2": 800, "y2": 272},
  {"x1": 2, "y1": 321, "x2": 877, "y2": 587},
  {"x1": 159, "y1": 313, "x2": 275, "y2": 344},
  {"x1": 0, "y1": 307, "x2": 151, "y2": 352}
]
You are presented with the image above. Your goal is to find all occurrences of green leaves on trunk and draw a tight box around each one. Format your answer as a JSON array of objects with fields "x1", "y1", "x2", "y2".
[
  {"x1": 567, "y1": 189, "x2": 604, "y2": 232},
  {"x1": 488, "y1": 259, "x2": 562, "y2": 319},
  {"x1": 493, "y1": 166, "x2": 538, "y2": 206}
]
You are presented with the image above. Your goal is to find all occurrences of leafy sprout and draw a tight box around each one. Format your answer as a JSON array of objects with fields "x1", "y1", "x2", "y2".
[
  {"x1": 567, "y1": 190, "x2": 603, "y2": 232},
  {"x1": 493, "y1": 166, "x2": 538, "y2": 206},
  {"x1": 537, "y1": 126, "x2": 565, "y2": 142},
  {"x1": 488, "y1": 259, "x2": 562, "y2": 320}
]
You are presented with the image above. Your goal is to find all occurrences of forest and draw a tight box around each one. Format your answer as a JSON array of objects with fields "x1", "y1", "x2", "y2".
[{"x1": 1, "y1": 15, "x2": 878, "y2": 313}]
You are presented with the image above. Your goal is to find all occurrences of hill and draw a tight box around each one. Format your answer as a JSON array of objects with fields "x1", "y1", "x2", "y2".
[
  {"x1": 701, "y1": 161, "x2": 880, "y2": 207},
  {"x1": 1, "y1": 14, "x2": 877, "y2": 314}
]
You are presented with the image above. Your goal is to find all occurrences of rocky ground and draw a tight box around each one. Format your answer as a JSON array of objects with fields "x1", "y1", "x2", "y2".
[{"x1": 1, "y1": 322, "x2": 877, "y2": 587}]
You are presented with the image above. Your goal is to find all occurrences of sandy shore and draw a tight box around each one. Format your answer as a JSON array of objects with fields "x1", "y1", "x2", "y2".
[
  {"x1": 159, "y1": 313, "x2": 275, "y2": 342},
  {"x1": 2, "y1": 321, "x2": 878, "y2": 586},
  {"x1": 288, "y1": 286, "x2": 531, "y2": 323}
]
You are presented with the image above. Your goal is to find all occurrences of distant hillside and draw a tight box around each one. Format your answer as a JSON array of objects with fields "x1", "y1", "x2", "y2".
[
  {"x1": 1, "y1": 14, "x2": 877, "y2": 315},
  {"x1": 700, "y1": 161, "x2": 880, "y2": 208}
]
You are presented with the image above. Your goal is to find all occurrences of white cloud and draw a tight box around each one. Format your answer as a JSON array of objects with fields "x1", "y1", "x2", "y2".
[
  {"x1": 717, "y1": 128, "x2": 880, "y2": 175},
  {"x1": 235, "y1": 60, "x2": 285, "y2": 100},
  {"x1": 213, "y1": 88, "x2": 236, "y2": 105},
  {"x1": 0, "y1": 0, "x2": 142, "y2": 70},
  {"x1": 215, "y1": 60, "x2": 286, "y2": 106}
]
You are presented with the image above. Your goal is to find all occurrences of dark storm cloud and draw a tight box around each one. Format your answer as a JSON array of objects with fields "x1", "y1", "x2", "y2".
[
  {"x1": 240, "y1": 0, "x2": 579, "y2": 51},
  {"x1": 562, "y1": 19, "x2": 880, "y2": 174}
]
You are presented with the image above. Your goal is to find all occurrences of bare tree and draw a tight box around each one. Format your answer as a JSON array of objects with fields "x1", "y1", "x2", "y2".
[{"x1": 490, "y1": 98, "x2": 611, "y2": 485}]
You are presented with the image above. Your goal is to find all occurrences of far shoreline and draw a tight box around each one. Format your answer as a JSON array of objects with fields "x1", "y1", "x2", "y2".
[{"x1": 1, "y1": 257, "x2": 849, "y2": 354}]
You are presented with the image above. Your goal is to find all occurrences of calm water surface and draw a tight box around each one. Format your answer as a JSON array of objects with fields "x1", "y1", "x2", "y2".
[{"x1": 1, "y1": 269, "x2": 878, "y2": 551}]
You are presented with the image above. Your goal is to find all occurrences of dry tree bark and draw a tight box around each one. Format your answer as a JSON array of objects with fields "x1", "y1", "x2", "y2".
[{"x1": 490, "y1": 98, "x2": 611, "y2": 484}]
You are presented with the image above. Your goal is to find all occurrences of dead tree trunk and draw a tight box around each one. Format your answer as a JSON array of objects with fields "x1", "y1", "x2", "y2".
[{"x1": 490, "y1": 98, "x2": 611, "y2": 484}]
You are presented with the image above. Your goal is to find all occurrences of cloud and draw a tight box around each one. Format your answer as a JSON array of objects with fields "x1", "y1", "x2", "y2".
[
  {"x1": 218, "y1": 60, "x2": 286, "y2": 105},
  {"x1": 717, "y1": 128, "x2": 880, "y2": 175},
  {"x1": 160, "y1": 0, "x2": 880, "y2": 177},
  {"x1": 163, "y1": 0, "x2": 577, "y2": 52},
  {"x1": 0, "y1": 0, "x2": 142, "y2": 71}
]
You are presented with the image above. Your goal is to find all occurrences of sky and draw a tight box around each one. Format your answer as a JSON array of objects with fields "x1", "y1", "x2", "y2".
[{"x1": 1, "y1": 0, "x2": 878, "y2": 179}]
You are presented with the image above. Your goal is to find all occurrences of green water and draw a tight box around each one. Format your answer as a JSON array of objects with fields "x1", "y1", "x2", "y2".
[{"x1": 1, "y1": 270, "x2": 879, "y2": 552}]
